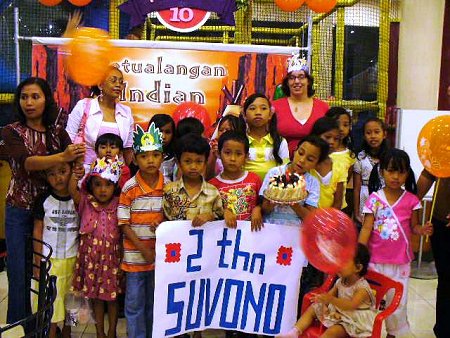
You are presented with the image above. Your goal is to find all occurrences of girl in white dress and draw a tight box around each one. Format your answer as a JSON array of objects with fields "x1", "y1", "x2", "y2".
[
  {"x1": 277, "y1": 244, "x2": 377, "y2": 338},
  {"x1": 353, "y1": 117, "x2": 389, "y2": 224}
]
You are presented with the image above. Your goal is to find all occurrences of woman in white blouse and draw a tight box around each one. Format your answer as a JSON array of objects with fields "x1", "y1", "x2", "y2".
[{"x1": 66, "y1": 65, "x2": 134, "y2": 167}]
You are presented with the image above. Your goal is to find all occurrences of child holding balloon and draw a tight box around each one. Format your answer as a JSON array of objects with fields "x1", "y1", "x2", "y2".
[
  {"x1": 277, "y1": 244, "x2": 376, "y2": 338},
  {"x1": 359, "y1": 148, "x2": 433, "y2": 338}
]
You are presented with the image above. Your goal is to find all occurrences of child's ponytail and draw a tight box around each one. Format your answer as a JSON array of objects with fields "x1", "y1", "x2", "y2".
[
  {"x1": 405, "y1": 167, "x2": 417, "y2": 194},
  {"x1": 269, "y1": 113, "x2": 283, "y2": 165},
  {"x1": 368, "y1": 163, "x2": 382, "y2": 194}
]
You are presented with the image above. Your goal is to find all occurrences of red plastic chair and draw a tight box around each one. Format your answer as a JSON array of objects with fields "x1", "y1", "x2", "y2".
[{"x1": 299, "y1": 270, "x2": 404, "y2": 338}]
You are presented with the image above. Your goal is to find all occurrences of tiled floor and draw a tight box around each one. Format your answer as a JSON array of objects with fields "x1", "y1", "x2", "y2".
[{"x1": 0, "y1": 271, "x2": 437, "y2": 337}]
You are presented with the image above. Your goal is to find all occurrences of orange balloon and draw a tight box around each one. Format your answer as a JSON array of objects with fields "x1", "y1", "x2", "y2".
[
  {"x1": 275, "y1": 0, "x2": 306, "y2": 12},
  {"x1": 39, "y1": 0, "x2": 62, "y2": 6},
  {"x1": 65, "y1": 27, "x2": 112, "y2": 86},
  {"x1": 417, "y1": 115, "x2": 450, "y2": 178},
  {"x1": 68, "y1": 0, "x2": 92, "y2": 6},
  {"x1": 306, "y1": 0, "x2": 337, "y2": 13}
]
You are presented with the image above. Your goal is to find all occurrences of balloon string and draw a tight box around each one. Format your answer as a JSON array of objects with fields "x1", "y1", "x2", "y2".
[{"x1": 426, "y1": 178, "x2": 440, "y2": 242}]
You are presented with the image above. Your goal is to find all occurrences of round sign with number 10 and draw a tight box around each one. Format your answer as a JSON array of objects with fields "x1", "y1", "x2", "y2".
[{"x1": 156, "y1": 7, "x2": 211, "y2": 33}]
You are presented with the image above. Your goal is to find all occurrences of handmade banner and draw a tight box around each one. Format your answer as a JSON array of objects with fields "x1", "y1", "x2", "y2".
[
  {"x1": 31, "y1": 39, "x2": 297, "y2": 126},
  {"x1": 154, "y1": 220, "x2": 305, "y2": 337}
]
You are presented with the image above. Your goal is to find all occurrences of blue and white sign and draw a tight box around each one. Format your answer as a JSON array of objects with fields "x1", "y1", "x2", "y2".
[{"x1": 154, "y1": 220, "x2": 305, "y2": 337}]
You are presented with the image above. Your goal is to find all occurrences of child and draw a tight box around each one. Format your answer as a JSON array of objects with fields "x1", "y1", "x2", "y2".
[
  {"x1": 260, "y1": 135, "x2": 327, "y2": 227},
  {"x1": 243, "y1": 93, "x2": 290, "y2": 180},
  {"x1": 149, "y1": 114, "x2": 177, "y2": 181},
  {"x1": 326, "y1": 107, "x2": 356, "y2": 214},
  {"x1": 176, "y1": 116, "x2": 205, "y2": 138},
  {"x1": 206, "y1": 114, "x2": 247, "y2": 179},
  {"x1": 69, "y1": 157, "x2": 123, "y2": 338},
  {"x1": 353, "y1": 117, "x2": 389, "y2": 223},
  {"x1": 33, "y1": 161, "x2": 79, "y2": 338},
  {"x1": 277, "y1": 244, "x2": 376, "y2": 338},
  {"x1": 118, "y1": 123, "x2": 166, "y2": 338},
  {"x1": 163, "y1": 133, "x2": 224, "y2": 226},
  {"x1": 94, "y1": 133, "x2": 131, "y2": 188},
  {"x1": 209, "y1": 131, "x2": 263, "y2": 231},
  {"x1": 359, "y1": 149, "x2": 433, "y2": 338},
  {"x1": 310, "y1": 117, "x2": 347, "y2": 209}
]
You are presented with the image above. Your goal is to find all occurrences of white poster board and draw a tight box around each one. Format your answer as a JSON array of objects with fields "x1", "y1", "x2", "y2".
[
  {"x1": 395, "y1": 109, "x2": 450, "y2": 197},
  {"x1": 154, "y1": 220, "x2": 305, "y2": 337}
]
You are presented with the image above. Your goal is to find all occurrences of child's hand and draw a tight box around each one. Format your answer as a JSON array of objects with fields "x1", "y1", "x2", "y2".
[
  {"x1": 224, "y1": 209, "x2": 237, "y2": 229},
  {"x1": 149, "y1": 220, "x2": 161, "y2": 233},
  {"x1": 354, "y1": 213, "x2": 363, "y2": 224},
  {"x1": 142, "y1": 250, "x2": 155, "y2": 264},
  {"x1": 251, "y1": 207, "x2": 263, "y2": 231},
  {"x1": 419, "y1": 221, "x2": 434, "y2": 236},
  {"x1": 72, "y1": 163, "x2": 85, "y2": 179},
  {"x1": 313, "y1": 292, "x2": 332, "y2": 304},
  {"x1": 209, "y1": 139, "x2": 219, "y2": 157},
  {"x1": 63, "y1": 10, "x2": 83, "y2": 38},
  {"x1": 262, "y1": 199, "x2": 275, "y2": 213},
  {"x1": 192, "y1": 213, "x2": 213, "y2": 227}
]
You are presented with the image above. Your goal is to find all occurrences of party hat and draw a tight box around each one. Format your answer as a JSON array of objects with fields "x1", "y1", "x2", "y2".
[
  {"x1": 91, "y1": 156, "x2": 122, "y2": 183},
  {"x1": 287, "y1": 53, "x2": 309, "y2": 73},
  {"x1": 133, "y1": 122, "x2": 164, "y2": 154}
]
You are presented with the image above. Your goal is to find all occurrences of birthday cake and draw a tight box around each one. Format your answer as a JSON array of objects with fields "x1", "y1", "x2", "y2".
[{"x1": 264, "y1": 172, "x2": 308, "y2": 204}]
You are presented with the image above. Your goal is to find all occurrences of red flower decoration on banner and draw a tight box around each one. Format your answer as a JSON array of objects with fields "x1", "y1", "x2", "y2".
[
  {"x1": 165, "y1": 243, "x2": 181, "y2": 263},
  {"x1": 277, "y1": 246, "x2": 293, "y2": 266}
]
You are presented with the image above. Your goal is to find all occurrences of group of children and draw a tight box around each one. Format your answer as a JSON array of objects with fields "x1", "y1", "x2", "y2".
[{"x1": 34, "y1": 92, "x2": 433, "y2": 338}]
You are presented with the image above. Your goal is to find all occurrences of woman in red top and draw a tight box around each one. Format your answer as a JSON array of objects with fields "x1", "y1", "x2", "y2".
[{"x1": 273, "y1": 54, "x2": 329, "y2": 158}]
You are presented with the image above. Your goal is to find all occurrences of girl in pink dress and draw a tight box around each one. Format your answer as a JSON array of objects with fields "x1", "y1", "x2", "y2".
[
  {"x1": 69, "y1": 157, "x2": 122, "y2": 338},
  {"x1": 359, "y1": 149, "x2": 433, "y2": 338}
]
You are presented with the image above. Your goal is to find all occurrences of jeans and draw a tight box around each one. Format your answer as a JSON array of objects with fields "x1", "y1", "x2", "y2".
[
  {"x1": 125, "y1": 270, "x2": 155, "y2": 338},
  {"x1": 431, "y1": 217, "x2": 450, "y2": 338},
  {"x1": 5, "y1": 205, "x2": 34, "y2": 324}
]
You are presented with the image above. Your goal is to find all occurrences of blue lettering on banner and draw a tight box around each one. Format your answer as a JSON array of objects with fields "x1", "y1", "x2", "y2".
[
  {"x1": 205, "y1": 278, "x2": 224, "y2": 326},
  {"x1": 217, "y1": 229, "x2": 232, "y2": 268},
  {"x1": 240, "y1": 282, "x2": 266, "y2": 331},
  {"x1": 165, "y1": 279, "x2": 287, "y2": 335},
  {"x1": 186, "y1": 279, "x2": 205, "y2": 330},
  {"x1": 187, "y1": 229, "x2": 204, "y2": 272},
  {"x1": 263, "y1": 284, "x2": 286, "y2": 334},
  {"x1": 165, "y1": 282, "x2": 186, "y2": 336},
  {"x1": 220, "y1": 279, "x2": 244, "y2": 329},
  {"x1": 217, "y1": 229, "x2": 266, "y2": 275}
]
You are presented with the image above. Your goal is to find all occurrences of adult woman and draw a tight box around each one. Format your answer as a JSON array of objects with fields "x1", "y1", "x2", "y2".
[
  {"x1": 273, "y1": 54, "x2": 329, "y2": 158},
  {"x1": 2, "y1": 77, "x2": 84, "y2": 323},
  {"x1": 66, "y1": 66, "x2": 134, "y2": 168}
]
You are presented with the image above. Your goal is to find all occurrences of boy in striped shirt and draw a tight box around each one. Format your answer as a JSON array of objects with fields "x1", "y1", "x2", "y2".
[{"x1": 117, "y1": 123, "x2": 165, "y2": 338}]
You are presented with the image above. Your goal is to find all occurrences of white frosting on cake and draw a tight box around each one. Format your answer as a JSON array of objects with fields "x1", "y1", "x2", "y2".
[{"x1": 264, "y1": 172, "x2": 307, "y2": 203}]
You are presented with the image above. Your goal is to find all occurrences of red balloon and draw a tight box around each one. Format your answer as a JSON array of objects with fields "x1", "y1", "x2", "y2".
[
  {"x1": 172, "y1": 102, "x2": 212, "y2": 131},
  {"x1": 306, "y1": 0, "x2": 337, "y2": 13},
  {"x1": 275, "y1": 0, "x2": 306, "y2": 12},
  {"x1": 301, "y1": 208, "x2": 357, "y2": 274},
  {"x1": 68, "y1": 0, "x2": 92, "y2": 5},
  {"x1": 39, "y1": 0, "x2": 62, "y2": 6}
]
